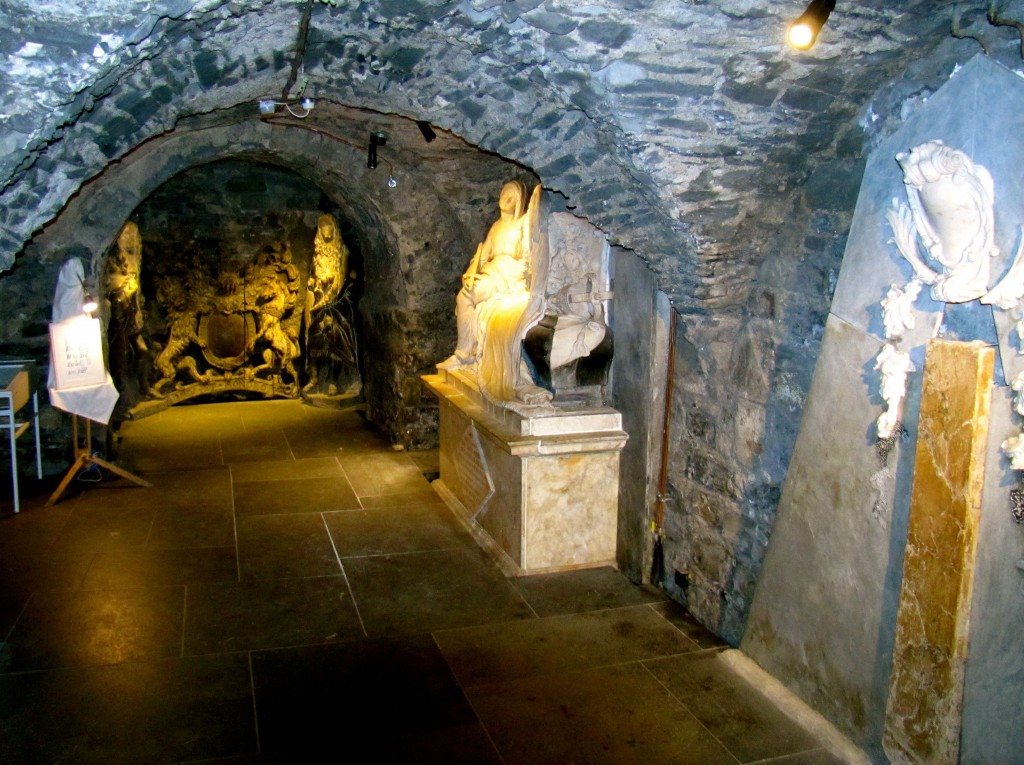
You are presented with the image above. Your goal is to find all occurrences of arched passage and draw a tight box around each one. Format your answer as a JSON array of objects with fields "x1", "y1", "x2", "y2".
[{"x1": 18, "y1": 109, "x2": 535, "y2": 445}]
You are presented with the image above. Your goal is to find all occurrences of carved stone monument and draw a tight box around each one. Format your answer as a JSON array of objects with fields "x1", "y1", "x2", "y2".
[
  {"x1": 304, "y1": 214, "x2": 360, "y2": 400},
  {"x1": 113, "y1": 213, "x2": 364, "y2": 418},
  {"x1": 140, "y1": 242, "x2": 303, "y2": 407},
  {"x1": 424, "y1": 182, "x2": 626, "y2": 574},
  {"x1": 104, "y1": 222, "x2": 148, "y2": 410}
]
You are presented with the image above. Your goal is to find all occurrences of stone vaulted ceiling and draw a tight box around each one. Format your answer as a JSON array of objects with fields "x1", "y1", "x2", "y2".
[{"x1": 0, "y1": 0, "x2": 987, "y2": 308}]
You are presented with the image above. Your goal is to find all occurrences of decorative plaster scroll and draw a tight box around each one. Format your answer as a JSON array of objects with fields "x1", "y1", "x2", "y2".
[
  {"x1": 875, "y1": 343, "x2": 915, "y2": 441},
  {"x1": 1001, "y1": 433, "x2": 1024, "y2": 471},
  {"x1": 980, "y1": 225, "x2": 1024, "y2": 310},
  {"x1": 1003, "y1": 372, "x2": 1024, "y2": 470},
  {"x1": 892, "y1": 140, "x2": 998, "y2": 304},
  {"x1": 881, "y1": 279, "x2": 923, "y2": 340},
  {"x1": 876, "y1": 141, "x2": 1024, "y2": 448},
  {"x1": 1011, "y1": 371, "x2": 1024, "y2": 417}
]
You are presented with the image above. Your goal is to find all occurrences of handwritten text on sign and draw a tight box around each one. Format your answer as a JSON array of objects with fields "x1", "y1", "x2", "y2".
[{"x1": 49, "y1": 317, "x2": 107, "y2": 390}]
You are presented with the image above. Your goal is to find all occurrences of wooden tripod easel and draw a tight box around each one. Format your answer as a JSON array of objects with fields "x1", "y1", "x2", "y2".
[{"x1": 47, "y1": 414, "x2": 151, "y2": 506}]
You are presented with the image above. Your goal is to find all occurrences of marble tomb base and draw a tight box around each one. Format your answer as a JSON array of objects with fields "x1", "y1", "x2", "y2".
[{"x1": 422, "y1": 367, "x2": 627, "y2": 575}]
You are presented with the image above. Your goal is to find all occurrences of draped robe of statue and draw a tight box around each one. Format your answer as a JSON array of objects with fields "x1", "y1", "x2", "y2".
[{"x1": 442, "y1": 181, "x2": 553, "y2": 411}]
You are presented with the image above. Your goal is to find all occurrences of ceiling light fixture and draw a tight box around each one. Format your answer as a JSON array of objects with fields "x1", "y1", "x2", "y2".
[
  {"x1": 787, "y1": 0, "x2": 836, "y2": 50},
  {"x1": 258, "y1": 95, "x2": 316, "y2": 118}
]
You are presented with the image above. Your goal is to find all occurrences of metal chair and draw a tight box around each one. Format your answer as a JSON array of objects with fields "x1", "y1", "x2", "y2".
[{"x1": 1, "y1": 362, "x2": 43, "y2": 513}]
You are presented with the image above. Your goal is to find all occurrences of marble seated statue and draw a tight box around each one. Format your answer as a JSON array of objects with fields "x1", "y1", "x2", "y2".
[{"x1": 439, "y1": 181, "x2": 612, "y2": 412}]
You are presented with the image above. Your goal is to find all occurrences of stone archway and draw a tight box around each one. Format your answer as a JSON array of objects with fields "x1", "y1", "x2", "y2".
[{"x1": 22, "y1": 114, "x2": 532, "y2": 445}]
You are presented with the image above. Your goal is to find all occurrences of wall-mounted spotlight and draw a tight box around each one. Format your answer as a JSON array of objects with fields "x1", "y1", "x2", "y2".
[
  {"x1": 787, "y1": 0, "x2": 836, "y2": 50},
  {"x1": 367, "y1": 131, "x2": 387, "y2": 169},
  {"x1": 417, "y1": 121, "x2": 437, "y2": 143}
]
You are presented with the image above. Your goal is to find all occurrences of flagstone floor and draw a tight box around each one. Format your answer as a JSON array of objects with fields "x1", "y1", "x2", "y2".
[{"x1": 1, "y1": 399, "x2": 845, "y2": 764}]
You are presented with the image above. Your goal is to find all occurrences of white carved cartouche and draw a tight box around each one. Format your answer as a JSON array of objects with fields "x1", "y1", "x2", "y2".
[{"x1": 893, "y1": 140, "x2": 998, "y2": 304}]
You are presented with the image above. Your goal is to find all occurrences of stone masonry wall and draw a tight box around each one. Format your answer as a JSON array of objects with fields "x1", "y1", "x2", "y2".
[{"x1": 657, "y1": 31, "x2": 1024, "y2": 644}]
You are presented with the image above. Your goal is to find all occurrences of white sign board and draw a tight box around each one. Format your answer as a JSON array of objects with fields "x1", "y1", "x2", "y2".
[{"x1": 48, "y1": 316, "x2": 107, "y2": 390}]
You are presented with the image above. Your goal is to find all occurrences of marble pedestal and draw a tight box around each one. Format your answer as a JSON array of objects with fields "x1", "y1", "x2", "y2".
[{"x1": 422, "y1": 368, "x2": 628, "y2": 575}]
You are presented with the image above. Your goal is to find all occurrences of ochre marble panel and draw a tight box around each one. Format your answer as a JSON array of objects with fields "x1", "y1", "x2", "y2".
[
  {"x1": 883, "y1": 339, "x2": 993, "y2": 765},
  {"x1": 523, "y1": 451, "x2": 619, "y2": 571}
]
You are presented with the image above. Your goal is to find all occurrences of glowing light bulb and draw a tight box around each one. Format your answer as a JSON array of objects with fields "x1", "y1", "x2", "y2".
[
  {"x1": 788, "y1": 22, "x2": 814, "y2": 49},
  {"x1": 785, "y1": 0, "x2": 835, "y2": 51}
]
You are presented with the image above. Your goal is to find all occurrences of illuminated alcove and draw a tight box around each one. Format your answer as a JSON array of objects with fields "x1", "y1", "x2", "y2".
[
  {"x1": 109, "y1": 159, "x2": 369, "y2": 416},
  {"x1": 25, "y1": 106, "x2": 538, "y2": 447}
]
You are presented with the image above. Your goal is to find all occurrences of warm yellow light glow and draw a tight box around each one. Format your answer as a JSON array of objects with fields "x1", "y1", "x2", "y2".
[
  {"x1": 788, "y1": 22, "x2": 815, "y2": 49},
  {"x1": 786, "y1": 0, "x2": 834, "y2": 51}
]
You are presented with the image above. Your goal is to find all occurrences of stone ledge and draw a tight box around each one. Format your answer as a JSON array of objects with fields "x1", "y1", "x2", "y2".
[
  {"x1": 720, "y1": 650, "x2": 871, "y2": 765},
  {"x1": 422, "y1": 370, "x2": 626, "y2": 453}
]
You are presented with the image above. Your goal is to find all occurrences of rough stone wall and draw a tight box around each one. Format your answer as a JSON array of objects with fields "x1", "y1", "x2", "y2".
[
  {"x1": 0, "y1": 0, "x2": 955, "y2": 302},
  {"x1": 661, "y1": 188, "x2": 853, "y2": 646},
  {"x1": 132, "y1": 160, "x2": 327, "y2": 265},
  {"x1": 658, "y1": 30, "x2": 1024, "y2": 643}
]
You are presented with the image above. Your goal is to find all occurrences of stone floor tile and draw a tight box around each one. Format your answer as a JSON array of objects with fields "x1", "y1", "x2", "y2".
[
  {"x1": 357, "y1": 487, "x2": 446, "y2": 509},
  {"x1": 0, "y1": 653, "x2": 256, "y2": 764},
  {"x1": 64, "y1": 481, "x2": 163, "y2": 513},
  {"x1": 0, "y1": 500, "x2": 72, "y2": 545},
  {"x1": 0, "y1": 477, "x2": 63, "y2": 517},
  {"x1": 81, "y1": 546, "x2": 238, "y2": 590},
  {"x1": 323, "y1": 504, "x2": 473, "y2": 557},
  {"x1": 220, "y1": 430, "x2": 292, "y2": 464},
  {"x1": 251, "y1": 635, "x2": 492, "y2": 760},
  {"x1": 0, "y1": 510, "x2": 69, "y2": 567},
  {"x1": 645, "y1": 650, "x2": 824, "y2": 763},
  {"x1": 0, "y1": 549, "x2": 95, "y2": 596},
  {"x1": 183, "y1": 575, "x2": 365, "y2": 654},
  {"x1": 236, "y1": 514, "x2": 341, "y2": 581},
  {"x1": 337, "y1": 450, "x2": 430, "y2": 497},
  {"x1": 138, "y1": 467, "x2": 234, "y2": 508},
  {"x1": 240, "y1": 403, "x2": 308, "y2": 434},
  {"x1": 233, "y1": 475, "x2": 359, "y2": 518},
  {"x1": 147, "y1": 504, "x2": 235, "y2": 549},
  {"x1": 650, "y1": 599, "x2": 731, "y2": 649},
  {"x1": 343, "y1": 548, "x2": 534, "y2": 637},
  {"x1": 229, "y1": 456, "x2": 344, "y2": 484},
  {"x1": 0, "y1": 592, "x2": 27, "y2": 641},
  {"x1": 3, "y1": 585, "x2": 184, "y2": 671},
  {"x1": 435, "y1": 604, "x2": 700, "y2": 688},
  {"x1": 74, "y1": 466, "x2": 233, "y2": 514},
  {"x1": 121, "y1": 440, "x2": 224, "y2": 472},
  {"x1": 467, "y1": 662, "x2": 738, "y2": 765},
  {"x1": 511, "y1": 565, "x2": 668, "y2": 616},
  {"x1": 50, "y1": 504, "x2": 156, "y2": 553},
  {"x1": 408, "y1": 448, "x2": 440, "y2": 475}
]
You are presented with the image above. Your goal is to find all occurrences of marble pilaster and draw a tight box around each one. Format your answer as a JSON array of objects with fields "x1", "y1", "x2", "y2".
[{"x1": 883, "y1": 340, "x2": 993, "y2": 765}]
